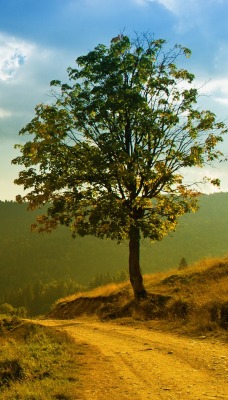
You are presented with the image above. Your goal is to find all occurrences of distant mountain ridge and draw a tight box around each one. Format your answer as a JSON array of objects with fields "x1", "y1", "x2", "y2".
[{"x1": 0, "y1": 193, "x2": 228, "y2": 295}]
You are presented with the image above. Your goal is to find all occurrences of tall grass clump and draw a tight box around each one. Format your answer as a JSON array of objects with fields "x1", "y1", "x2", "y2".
[{"x1": 0, "y1": 316, "x2": 82, "y2": 399}]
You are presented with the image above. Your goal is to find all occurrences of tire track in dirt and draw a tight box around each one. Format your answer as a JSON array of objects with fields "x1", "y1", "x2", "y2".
[{"x1": 38, "y1": 318, "x2": 228, "y2": 400}]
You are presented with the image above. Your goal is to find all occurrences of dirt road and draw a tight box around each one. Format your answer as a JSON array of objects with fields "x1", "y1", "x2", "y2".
[{"x1": 39, "y1": 318, "x2": 227, "y2": 400}]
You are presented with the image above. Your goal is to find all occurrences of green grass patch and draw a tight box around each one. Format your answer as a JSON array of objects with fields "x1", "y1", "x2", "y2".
[{"x1": 0, "y1": 316, "x2": 82, "y2": 399}]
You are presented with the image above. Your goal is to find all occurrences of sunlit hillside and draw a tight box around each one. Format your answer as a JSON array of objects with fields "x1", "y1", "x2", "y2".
[{"x1": 49, "y1": 256, "x2": 228, "y2": 335}]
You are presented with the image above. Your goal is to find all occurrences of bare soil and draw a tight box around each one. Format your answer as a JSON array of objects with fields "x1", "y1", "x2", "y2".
[{"x1": 38, "y1": 318, "x2": 228, "y2": 400}]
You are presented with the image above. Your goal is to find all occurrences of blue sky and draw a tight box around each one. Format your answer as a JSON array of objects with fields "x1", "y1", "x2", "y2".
[{"x1": 0, "y1": 0, "x2": 228, "y2": 200}]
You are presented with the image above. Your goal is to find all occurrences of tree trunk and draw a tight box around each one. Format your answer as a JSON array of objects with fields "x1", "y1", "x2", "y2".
[{"x1": 129, "y1": 225, "x2": 147, "y2": 300}]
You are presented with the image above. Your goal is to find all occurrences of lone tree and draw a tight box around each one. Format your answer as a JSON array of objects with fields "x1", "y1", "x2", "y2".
[{"x1": 13, "y1": 34, "x2": 227, "y2": 299}]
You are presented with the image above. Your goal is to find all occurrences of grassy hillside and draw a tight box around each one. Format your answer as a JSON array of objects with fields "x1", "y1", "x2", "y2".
[
  {"x1": 0, "y1": 192, "x2": 228, "y2": 298},
  {"x1": 49, "y1": 256, "x2": 228, "y2": 335},
  {"x1": 0, "y1": 317, "x2": 83, "y2": 399}
]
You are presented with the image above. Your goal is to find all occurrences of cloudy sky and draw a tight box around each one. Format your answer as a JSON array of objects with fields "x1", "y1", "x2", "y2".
[{"x1": 0, "y1": 0, "x2": 228, "y2": 200}]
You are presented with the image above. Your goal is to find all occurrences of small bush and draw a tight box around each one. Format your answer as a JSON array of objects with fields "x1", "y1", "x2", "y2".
[{"x1": 0, "y1": 303, "x2": 28, "y2": 318}]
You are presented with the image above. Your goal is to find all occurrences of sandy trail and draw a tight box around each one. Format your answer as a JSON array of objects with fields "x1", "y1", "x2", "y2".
[{"x1": 39, "y1": 318, "x2": 228, "y2": 400}]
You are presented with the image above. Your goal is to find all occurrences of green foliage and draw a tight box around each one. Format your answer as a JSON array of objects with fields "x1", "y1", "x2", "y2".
[
  {"x1": 0, "y1": 304, "x2": 15, "y2": 316},
  {"x1": 13, "y1": 33, "x2": 227, "y2": 243},
  {"x1": 12, "y1": 33, "x2": 227, "y2": 297},
  {"x1": 0, "y1": 319, "x2": 81, "y2": 399},
  {"x1": 0, "y1": 304, "x2": 27, "y2": 318}
]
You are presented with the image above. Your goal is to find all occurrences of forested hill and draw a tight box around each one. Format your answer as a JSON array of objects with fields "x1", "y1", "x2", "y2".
[{"x1": 0, "y1": 193, "x2": 228, "y2": 293}]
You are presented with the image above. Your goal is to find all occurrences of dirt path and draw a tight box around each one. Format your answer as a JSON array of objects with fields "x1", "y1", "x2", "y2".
[{"x1": 39, "y1": 318, "x2": 227, "y2": 400}]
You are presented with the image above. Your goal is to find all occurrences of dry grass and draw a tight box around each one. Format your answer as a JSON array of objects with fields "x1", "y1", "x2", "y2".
[
  {"x1": 56, "y1": 281, "x2": 129, "y2": 305},
  {"x1": 48, "y1": 256, "x2": 228, "y2": 336}
]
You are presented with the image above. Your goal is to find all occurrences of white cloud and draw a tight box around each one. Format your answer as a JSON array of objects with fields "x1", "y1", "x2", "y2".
[
  {"x1": 215, "y1": 97, "x2": 228, "y2": 106},
  {"x1": 0, "y1": 31, "x2": 78, "y2": 144},
  {"x1": 0, "y1": 108, "x2": 12, "y2": 118},
  {"x1": 196, "y1": 78, "x2": 228, "y2": 113},
  {"x1": 0, "y1": 33, "x2": 34, "y2": 81},
  {"x1": 182, "y1": 164, "x2": 228, "y2": 194}
]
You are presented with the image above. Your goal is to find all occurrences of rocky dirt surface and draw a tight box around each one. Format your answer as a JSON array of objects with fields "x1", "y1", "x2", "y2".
[{"x1": 38, "y1": 318, "x2": 228, "y2": 400}]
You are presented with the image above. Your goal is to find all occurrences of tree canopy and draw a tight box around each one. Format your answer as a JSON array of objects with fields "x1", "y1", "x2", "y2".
[{"x1": 13, "y1": 33, "x2": 227, "y2": 298}]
